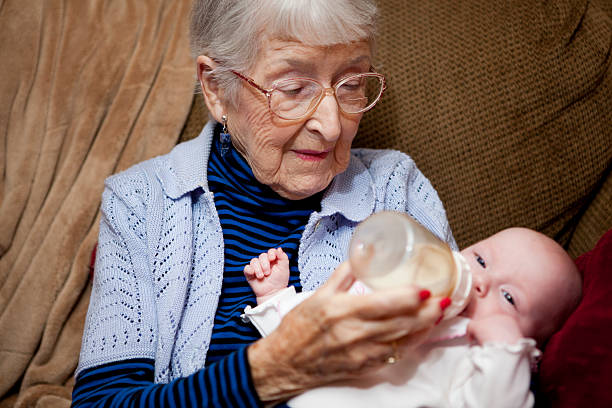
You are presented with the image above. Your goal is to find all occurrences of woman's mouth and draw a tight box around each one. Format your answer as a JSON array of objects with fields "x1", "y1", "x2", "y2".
[{"x1": 293, "y1": 149, "x2": 330, "y2": 161}]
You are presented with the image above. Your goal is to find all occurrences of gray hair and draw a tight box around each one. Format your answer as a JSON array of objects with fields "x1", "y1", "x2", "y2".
[{"x1": 190, "y1": 0, "x2": 378, "y2": 106}]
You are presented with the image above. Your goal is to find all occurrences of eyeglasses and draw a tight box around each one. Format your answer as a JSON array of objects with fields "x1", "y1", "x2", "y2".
[{"x1": 231, "y1": 70, "x2": 386, "y2": 120}]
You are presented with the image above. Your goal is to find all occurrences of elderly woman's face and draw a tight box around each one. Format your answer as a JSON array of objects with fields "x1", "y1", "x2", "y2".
[{"x1": 227, "y1": 39, "x2": 371, "y2": 200}]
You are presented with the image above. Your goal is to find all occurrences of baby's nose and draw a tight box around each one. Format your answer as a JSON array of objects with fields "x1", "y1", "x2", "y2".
[{"x1": 472, "y1": 272, "x2": 490, "y2": 297}]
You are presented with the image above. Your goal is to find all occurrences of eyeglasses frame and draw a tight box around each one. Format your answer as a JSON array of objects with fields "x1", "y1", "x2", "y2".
[{"x1": 230, "y1": 69, "x2": 386, "y2": 120}]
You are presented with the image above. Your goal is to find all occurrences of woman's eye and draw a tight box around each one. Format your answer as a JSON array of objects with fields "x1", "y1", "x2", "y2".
[
  {"x1": 502, "y1": 289, "x2": 515, "y2": 306},
  {"x1": 340, "y1": 80, "x2": 361, "y2": 90},
  {"x1": 475, "y1": 255, "x2": 486, "y2": 268},
  {"x1": 276, "y1": 80, "x2": 318, "y2": 97},
  {"x1": 278, "y1": 85, "x2": 305, "y2": 95}
]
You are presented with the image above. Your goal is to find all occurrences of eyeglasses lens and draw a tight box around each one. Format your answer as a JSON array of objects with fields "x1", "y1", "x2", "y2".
[{"x1": 269, "y1": 75, "x2": 383, "y2": 120}]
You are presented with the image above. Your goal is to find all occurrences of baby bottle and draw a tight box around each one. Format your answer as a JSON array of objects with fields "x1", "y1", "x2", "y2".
[{"x1": 348, "y1": 211, "x2": 472, "y2": 319}]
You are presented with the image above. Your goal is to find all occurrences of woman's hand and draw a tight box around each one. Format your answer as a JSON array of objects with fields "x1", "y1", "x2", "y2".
[{"x1": 247, "y1": 261, "x2": 443, "y2": 402}]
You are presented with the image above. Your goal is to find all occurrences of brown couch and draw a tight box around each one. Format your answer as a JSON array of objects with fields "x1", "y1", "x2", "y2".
[
  {"x1": 182, "y1": 0, "x2": 612, "y2": 258},
  {"x1": 0, "y1": 0, "x2": 610, "y2": 406}
]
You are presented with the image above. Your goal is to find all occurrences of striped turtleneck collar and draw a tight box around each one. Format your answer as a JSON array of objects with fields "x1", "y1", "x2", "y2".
[{"x1": 207, "y1": 123, "x2": 323, "y2": 213}]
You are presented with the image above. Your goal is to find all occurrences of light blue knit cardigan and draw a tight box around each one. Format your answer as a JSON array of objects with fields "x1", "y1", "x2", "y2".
[{"x1": 77, "y1": 121, "x2": 456, "y2": 383}]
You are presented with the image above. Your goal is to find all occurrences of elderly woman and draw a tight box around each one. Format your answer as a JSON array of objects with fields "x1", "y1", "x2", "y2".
[{"x1": 71, "y1": 0, "x2": 455, "y2": 406}]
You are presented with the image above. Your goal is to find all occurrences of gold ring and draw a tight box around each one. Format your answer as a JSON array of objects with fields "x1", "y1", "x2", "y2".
[{"x1": 386, "y1": 341, "x2": 399, "y2": 364}]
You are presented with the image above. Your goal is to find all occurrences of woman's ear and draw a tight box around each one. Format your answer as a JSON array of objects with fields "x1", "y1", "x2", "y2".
[{"x1": 196, "y1": 55, "x2": 225, "y2": 122}]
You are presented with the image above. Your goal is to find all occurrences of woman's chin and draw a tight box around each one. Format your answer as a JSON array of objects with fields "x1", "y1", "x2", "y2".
[
  {"x1": 268, "y1": 173, "x2": 334, "y2": 200},
  {"x1": 274, "y1": 182, "x2": 326, "y2": 200},
  {"x1": 276, "y1": 186, "x2": 324, "y2": 200}
]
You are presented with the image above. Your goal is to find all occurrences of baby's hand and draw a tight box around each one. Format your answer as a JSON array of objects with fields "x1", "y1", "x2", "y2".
[
  {"x1": 467, "y1": 314, "x2": 524, "y2": 345},
  {"x1": 244, "y1": 248, "x2": 290, "y2": 303}
]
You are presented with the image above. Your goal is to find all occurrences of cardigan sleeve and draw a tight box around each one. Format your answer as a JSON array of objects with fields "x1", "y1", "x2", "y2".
[
  {"x1": 77, "y1": 171, "x2": 159, "y2": 375},
  {"x1": 75, "y1": 168, "x2": 263, "y2": 406}
]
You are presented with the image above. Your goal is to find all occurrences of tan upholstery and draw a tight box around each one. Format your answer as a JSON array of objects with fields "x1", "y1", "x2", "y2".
[
  {"x1": 183, "y1": 0, "x2": 612, "y2": 257},
  {"x1": 0, "y1": 0, "x2": 194, "y2": 406}
]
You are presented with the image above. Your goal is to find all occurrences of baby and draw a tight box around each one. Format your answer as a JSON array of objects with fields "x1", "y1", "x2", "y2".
[{"x1": 242, "y1": 227, "x2": 582, "y2": 407}]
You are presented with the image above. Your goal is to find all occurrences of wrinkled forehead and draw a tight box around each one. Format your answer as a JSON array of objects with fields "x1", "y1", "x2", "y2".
[{"x1": 256, "y1": 38, "x2": 372, "y2": 72}]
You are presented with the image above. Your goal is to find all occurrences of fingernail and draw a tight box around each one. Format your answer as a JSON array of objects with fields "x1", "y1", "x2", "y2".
[
  {"x1": 419, "y1": 289, "x2": 431, "y2": 301},
  {"x1": 435, "y1": 315, "x2": 444, "y2": 325},
  {"x1": 439, "y1": 297, "x2": 451, "y2": 311}
]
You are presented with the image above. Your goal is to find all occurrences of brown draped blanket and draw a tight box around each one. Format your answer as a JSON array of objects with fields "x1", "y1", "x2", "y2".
[{"x1": 0, "y1": 1, "x2": 195, "y2": 406}]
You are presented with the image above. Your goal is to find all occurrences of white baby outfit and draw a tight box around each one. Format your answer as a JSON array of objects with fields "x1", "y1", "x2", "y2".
[{"x1": 243, "y1": 286, "x2": 541, "y2": 408}]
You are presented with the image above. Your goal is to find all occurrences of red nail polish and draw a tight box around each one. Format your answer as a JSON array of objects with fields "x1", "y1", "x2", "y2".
[
  {"x1": 435, "y1": 315, "x2": 444, "y2": 325},
  {"x1": 419, "y1": 289, "x2": 431, "y2": 301},
  {"x1": 439, "y1": 297, "x2": 451, "y2": 311}
]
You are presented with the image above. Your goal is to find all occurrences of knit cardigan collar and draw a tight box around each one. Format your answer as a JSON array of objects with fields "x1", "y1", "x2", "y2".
[{"x1": 155, "y1": 120, "x2": 376, "y2": 223}]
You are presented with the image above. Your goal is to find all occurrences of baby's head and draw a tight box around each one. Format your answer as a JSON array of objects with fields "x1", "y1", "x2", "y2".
[{"x1": 460, "y1": 228, "x2": 582, "y2": 346}]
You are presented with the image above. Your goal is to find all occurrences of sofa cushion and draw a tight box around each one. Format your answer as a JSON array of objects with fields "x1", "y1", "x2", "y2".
[
  {"x1": 536, "y1": 228, "x2": 612, "y2": 407},
  {"x1": 354, "y1": 0, "x2": 612, "y2": 254},
  {"x1": 180, "y1": 0, "x2": 612, "y2": 255}
]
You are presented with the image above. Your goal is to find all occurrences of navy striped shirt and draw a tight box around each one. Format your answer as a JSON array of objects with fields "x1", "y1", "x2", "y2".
[
  {"x1": 71, "y1": 126, "x2": 320, "y2": 407},
  {"x1": 206, "y1": 124, "x2": 321, "y2": 365},
  {"x1": 71, "y1": 350, "x2": 259, "y2": 407}
]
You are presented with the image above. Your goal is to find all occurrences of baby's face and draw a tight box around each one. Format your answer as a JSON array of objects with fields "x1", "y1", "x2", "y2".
[{"x1": 460, "y1": 228, "x2": 580, "y2": 343}]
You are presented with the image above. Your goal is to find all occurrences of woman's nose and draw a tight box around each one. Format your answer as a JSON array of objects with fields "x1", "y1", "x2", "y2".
[
  {"x1": 309, "y1": 90, "x2": 342, "y2": 142},
  {"x1": 472, "y1": 271, "x2": 490, "y2": 297}
]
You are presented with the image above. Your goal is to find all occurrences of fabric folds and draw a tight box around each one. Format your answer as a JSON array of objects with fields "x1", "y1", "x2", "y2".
[{"x1": 0, "y1": 1, "x2": 195, "y2": 406}]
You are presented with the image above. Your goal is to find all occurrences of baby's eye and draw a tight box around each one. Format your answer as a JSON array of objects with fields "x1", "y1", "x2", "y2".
[
  {"x1": 502, "y1": 289, "x2": 515, "y2": 306},
  {"x1": 475, "y1": 254, "x2": 486, "y2": 268}
]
